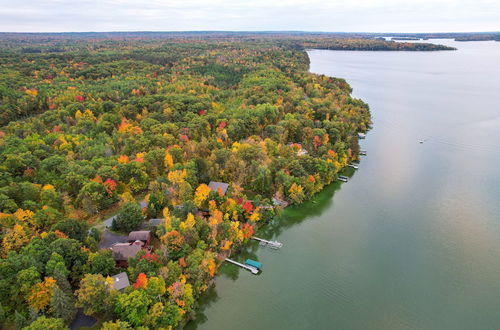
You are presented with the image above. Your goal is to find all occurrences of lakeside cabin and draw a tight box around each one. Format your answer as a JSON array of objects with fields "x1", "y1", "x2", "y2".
[
  {"x1": 128, "y1": 230, "x2": 151, "y2": 246},
  {"x1": 288, "y1": 142, "x2": 308, "y2": 156},
  {"x1": 208, "y1": 181, "x2": 229, "y2": 196},
  {"x1": 110, "y1": 243, "x2": 143, "y2": 268}
]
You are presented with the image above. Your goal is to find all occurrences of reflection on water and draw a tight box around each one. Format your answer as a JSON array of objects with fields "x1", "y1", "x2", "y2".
[{"x1": 187, "y1": 40, "x2": 500, "y2": 330}]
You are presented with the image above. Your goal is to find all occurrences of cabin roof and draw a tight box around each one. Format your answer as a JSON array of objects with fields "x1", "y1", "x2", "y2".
[
  {"x1": 208, "y1": 181, "x2": 229, "y2": 195},
  {"x1": 110, "y1": 243, "x2": 142, "y2": 261},
  {"x1": 111, "y1": 272, "x2": 130, "y2": 291},
  {"x1": 128, "y1": 230, "x2": 150, "y2": 242}
]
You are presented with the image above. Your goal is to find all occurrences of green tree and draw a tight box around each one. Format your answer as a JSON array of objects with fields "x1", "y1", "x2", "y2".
[
  {"x1": 101, "y1": 320, "x2": 133, "y2": 330},
  {"x1": 115, "y1": 290, "x2": 151, "y2": 327},
  {"x1": 112, "y1": 202, "x2": 143, "y2": 232},
  {"x1": 23, "y1": 316, "x2": 67, "y2": 330},
  {"x1": 51, "y1": 218, "x2": 88, "y2": 242},
  {"x1": 45, "y1": 253, "x2": 69, "y2": 278},
  {"x1": 85, "y1": 250, "x2": 116, "y2": 276}
]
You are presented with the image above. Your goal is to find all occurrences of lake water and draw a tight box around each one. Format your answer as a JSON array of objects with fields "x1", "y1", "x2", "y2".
[{"x1": 187, "y1": 39, "x2": 500, "y2": 330}]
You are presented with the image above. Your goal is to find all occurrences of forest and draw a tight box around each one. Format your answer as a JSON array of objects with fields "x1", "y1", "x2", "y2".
[{"x1": 0, "y1": 33, "x2": 447, "y2": 329}]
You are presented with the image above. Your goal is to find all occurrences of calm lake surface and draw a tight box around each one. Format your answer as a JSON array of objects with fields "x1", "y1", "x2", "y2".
[{"x1": 187, "y1": 39, "x2": 500, "y2": 330}]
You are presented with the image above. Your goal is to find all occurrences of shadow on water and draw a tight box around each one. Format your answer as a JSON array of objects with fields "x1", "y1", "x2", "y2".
[
  {"x1": 184, "y1": 284, "x2": 220, "y2": 329},
  {"x1": 259, "y1": 179, "x2": 345, "y2": 239},
  {"x1": 185, "y1": 177, "x2": 348, "y2": 329}
]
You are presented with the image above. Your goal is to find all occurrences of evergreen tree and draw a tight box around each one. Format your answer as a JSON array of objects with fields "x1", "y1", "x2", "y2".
[{"x1": 49, "y1": 286, "x2": 76, "y2": 324}]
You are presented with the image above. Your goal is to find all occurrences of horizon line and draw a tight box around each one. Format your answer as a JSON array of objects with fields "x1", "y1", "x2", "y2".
[{"x1": 1, "y1": 30, "x2": 499, "y2": 34}]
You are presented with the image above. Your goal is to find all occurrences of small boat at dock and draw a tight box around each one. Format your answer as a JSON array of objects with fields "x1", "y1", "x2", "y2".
[
  {"x1": 338, "y1": 175, "x2": 348, "y2": 182},
  {"x1": 245, "y1": 259, "x2": 262, "y2": 269}
]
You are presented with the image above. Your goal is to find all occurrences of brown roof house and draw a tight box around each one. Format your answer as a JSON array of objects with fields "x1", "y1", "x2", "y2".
[
  {"x1": 128, "y1": 231, "x2": 151, "y2": 246},
  {"x1": 208, "y1": 181, "x2": 229, "y2": 196},
  {"x1": 110, "y1": 243, "x2": 142, "y2": 268}
]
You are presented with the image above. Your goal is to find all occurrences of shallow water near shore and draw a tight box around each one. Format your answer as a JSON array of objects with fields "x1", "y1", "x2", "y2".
[{"x1": 186, "y1": 39, "x2": 500, "y2": 330}]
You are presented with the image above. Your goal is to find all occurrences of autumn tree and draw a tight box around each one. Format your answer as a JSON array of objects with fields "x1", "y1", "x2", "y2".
[
  {"x1": 194, "y1": 183, "x2": 211, "y2": 208},
  {"x1": 75, "y1": 274, "x2": 115, "y2": 316}
]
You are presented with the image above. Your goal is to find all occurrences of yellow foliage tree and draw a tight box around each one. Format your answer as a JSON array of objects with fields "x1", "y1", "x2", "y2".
[
  {"x1": 168, "y1": 169, "x2": 187, "y2": 186},
  {"x1": 194, "y1": 184, "x2": 211, "y2": 208},
  {"x1": 117, "y1": 155, "x2": 130, "y2": 164},
  {"x1": 185, "y1": 213, "x2": 196, "y2": 229},
  {"x1": 249, "y1": 211, "x2": 260, "y2": 222},
  {"x1": 288, "y1": 183, "x2": 306, "y2": 204},
  {"x1": 27, "y1": 277, "x2": 56, "y2": 311},
  {"x1": 164, "y1": 152, "x2": 174, "y2": 170},
  {"x1": 2, "y1": 224, "x2": 30, "y2": 256}
]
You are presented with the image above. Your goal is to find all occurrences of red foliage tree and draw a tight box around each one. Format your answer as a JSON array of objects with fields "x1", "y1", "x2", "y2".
[{"x1": 133, "y1": 273, "x2": 148, "y2": 290}]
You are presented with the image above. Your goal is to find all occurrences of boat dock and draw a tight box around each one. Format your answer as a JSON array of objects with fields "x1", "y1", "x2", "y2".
[
  {"x1": 252, "y1": 237, "x2": 283, "y2": 249},
  {"x1": 225, "y1": 258, "x2": 259, "y2": 274},
  {"x1": 348, "y1": 163, "x2": 359, "y2": 169}
]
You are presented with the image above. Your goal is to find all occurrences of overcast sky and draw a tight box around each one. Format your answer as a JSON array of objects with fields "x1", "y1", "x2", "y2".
[{"x1": 0, "y1": 0, "x2": 498, "y2": 33}]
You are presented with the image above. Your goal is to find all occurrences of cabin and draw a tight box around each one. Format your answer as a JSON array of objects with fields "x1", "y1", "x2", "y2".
[
  {"x1": 297, "y1": 148, "x2": 308, "y2": 156},
  {"x1": 110, "y1": 272, "x2": 130, "y2": 291},
  {"x1": 287, "y1": 142, "x2": 308, "y2": 156},
  {"x1": 208, "y1": 181, "x2": 229, "y2": 196},
  {"x1": 128, "y1": 230, "x2": 151, "y2": 246},
  {"x1": 110, "y1": 243, "x2": 142, "y2": 268}
]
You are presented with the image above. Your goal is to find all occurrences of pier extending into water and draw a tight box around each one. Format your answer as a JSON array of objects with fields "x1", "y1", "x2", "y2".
[
  {"x1": 225, "y1": 258, "x2": 259, "y2": 274},
  {"x1": 252, "y1": 237, "x2": 283, "y2": 249}
]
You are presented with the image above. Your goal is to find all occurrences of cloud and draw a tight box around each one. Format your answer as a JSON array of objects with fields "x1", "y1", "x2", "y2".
[{"x1": 0, "y1": 0, "x2": 498, "y2": 32}]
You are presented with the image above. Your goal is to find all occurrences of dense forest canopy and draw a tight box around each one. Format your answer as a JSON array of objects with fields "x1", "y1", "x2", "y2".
[{"x1": 0, "y1": 33, "x2": 451, "y2": 329}]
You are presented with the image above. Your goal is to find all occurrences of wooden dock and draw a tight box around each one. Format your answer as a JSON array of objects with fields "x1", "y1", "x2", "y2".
[
  {"x1": 225, "y1": 258, "x2": 259, "y2": 274},
  {"x1": 252, "y1": 237, "x2": 283, "y2": 249}
]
